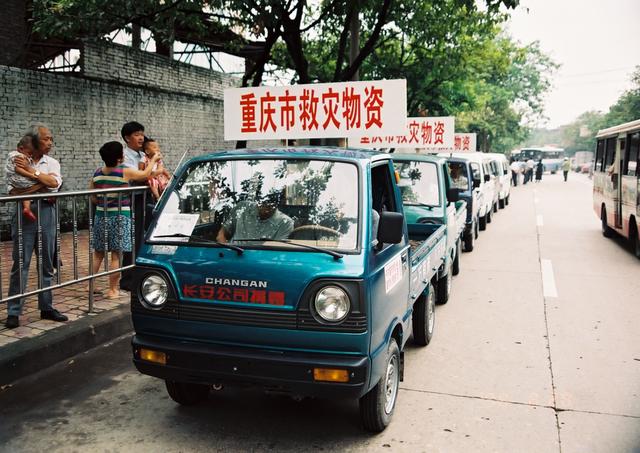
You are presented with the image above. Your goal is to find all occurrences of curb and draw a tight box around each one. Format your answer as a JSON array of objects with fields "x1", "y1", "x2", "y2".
[{"x1": 0, "y1": 305, "x2": 132, "y2": 386}]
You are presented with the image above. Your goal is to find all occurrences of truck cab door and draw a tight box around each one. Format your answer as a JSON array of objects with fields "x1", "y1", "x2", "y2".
[{"x1": 369, "y1": 161, "x2": 411, "y2": 350}]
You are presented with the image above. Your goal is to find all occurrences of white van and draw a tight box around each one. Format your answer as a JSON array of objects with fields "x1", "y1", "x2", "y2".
[
  {"x1": 441, "y1": 152, "x2": 495, "y2": 230},
  {"x1": 485, "y1": 153, "x2": 511, "y2": 209}
]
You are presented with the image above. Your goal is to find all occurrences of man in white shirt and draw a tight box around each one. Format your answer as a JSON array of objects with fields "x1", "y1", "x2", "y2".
[
  {"x1": 119, "y1": 121, "x2": 148, "y2": 291},
  {"x1": 5, "y1": 125, "x2": 66, "y2": 328},
  {"x1": 525, "y1": 158, "x2": 535, "y2": 184}
]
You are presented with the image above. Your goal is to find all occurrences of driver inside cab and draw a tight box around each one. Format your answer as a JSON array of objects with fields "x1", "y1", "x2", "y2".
[{"x1": 216, "y1": 190, "x2": 294, "y2": 243}]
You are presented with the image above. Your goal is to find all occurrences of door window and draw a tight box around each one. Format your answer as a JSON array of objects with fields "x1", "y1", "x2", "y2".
[{"x1": 595, "y1": 139, "x2": 605, "y2": 172}]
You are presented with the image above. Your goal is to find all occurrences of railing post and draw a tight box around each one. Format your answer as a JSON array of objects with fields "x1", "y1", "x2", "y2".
[
  {"x1": 17, "y1": 201, "x2": 24, "y2": 295},
  {"x1": 72, "y1": 197, "x2": 78, "y2": 281},
  {"x1": 88, "y1": 195, "x2": 94, "y2": 313},
  {"x1": 55, "y1": 199, "x2": 61, "y2": 285},
  {"x1": 36, "y1": 199, "x2": 43, "y2": 291}
]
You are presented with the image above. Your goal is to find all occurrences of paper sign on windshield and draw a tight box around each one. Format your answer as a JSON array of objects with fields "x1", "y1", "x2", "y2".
[
  {"x1": 349, "y1": 116, "x2": 455, "y2": 149},
  {"x1": 224, "y1": 79, "x2": 407, "y2": 140},
  {"x1": 150, "y1": 213, "x2": 199, "y2": 242}
]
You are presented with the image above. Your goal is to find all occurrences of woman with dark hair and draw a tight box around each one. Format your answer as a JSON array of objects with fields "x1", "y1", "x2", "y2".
[{"x1": 89, "y1": 141, "x2": 161, "y2": 298}]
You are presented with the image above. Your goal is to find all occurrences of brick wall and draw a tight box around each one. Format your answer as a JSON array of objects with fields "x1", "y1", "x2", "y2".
[{"x1": 0, "y1": 41, "x2": 275, "y2": 235}]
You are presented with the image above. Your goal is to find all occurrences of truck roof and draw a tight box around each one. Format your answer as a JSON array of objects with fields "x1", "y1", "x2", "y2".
[
  {"x1": 187, "y1": 146, "x2": 387, "y2": 164},
  {"x1": 390, "y1": 152, "x2": 446, "y2": 165}
]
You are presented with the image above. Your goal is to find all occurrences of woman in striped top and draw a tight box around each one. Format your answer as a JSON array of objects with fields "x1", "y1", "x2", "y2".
[{"x1": 89, "y1": 141, "x2": 161, "y2": 298}]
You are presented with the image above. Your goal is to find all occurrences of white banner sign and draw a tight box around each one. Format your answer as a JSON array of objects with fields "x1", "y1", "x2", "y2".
[
  {"x1": 224, "y1": 79, "x2": 407, "y2": 141},
  {"x1": 431, "y1": 133, "x2": 477, "y2": 153},
  {"x1": 349, "y1": 116, "x2": 455, "y2": 149}
]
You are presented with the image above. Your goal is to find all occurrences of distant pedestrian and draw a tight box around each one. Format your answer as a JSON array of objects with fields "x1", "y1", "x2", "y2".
[
  {"x1": 89, "y1": 141, "x2": 161, "y2": 298},
  {"x1": 510, "y1": 160, "x2": 521, "y2": 186},
  {"x1": 525, "y1": 158, "x2": 535, "y2": 184},
  {"x1": 535, "y1": 160, "x2": 544, "y2": 182},
  {"x1": 562, "y1": 158, "x2": 571, "y2": 182},
  {"x1": 5, "y1": 125, "x2": 65, "y2": 329}
]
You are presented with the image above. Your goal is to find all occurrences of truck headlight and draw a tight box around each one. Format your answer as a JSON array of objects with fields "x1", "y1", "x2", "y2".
[
  {"x1": 140, "y1": 274, "x2": 168, "y2": 310},
  {"x1": 314, "y1": 286, "x2": 350, "y2": 322}
]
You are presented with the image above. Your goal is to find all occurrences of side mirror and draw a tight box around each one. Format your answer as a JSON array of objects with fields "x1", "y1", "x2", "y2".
[
  {"x1": 446, "y1": 188, "x2": 461, "y2": 203},
  {"x1": 484, "y1": 174, "x2": 490, "y2": 182},
  {"x1": 377, "y1": 211, "x2": 404, "y2": 245},
  {"x1": 473, "y1": 179, "x2": 481, "y2": 189}
]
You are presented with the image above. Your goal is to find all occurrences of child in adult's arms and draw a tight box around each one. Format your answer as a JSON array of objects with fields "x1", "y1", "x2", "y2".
[
  {"x1": 5, "y1": 136, "x2": 53, "y2": 221},
  {"x1": 140, "y1": 138, "x2": 171, "y2": 201}
]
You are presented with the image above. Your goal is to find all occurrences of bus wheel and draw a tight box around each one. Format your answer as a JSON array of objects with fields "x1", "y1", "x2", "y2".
[
  {"x1": 630, "y1": 224, "x2": 640, "y2": 259},
  {"x1": 359, "y1": 339, "x2": 400, "y2": 432},
  {"x1": 452, "y1": 240, "x2": 461, "y2": 276},
  {"x1": 165, "y1": 380, "x2": 209, "y2": 405},
  {"x1": 412, "y1": 286, "x2": 435, "y2": 346},
  {"x1": 479, "y1": 214, "x2": 487, "y2": 231},
  {"x1": 601, "y1": 208, "x2": 613, "y2": 238}
]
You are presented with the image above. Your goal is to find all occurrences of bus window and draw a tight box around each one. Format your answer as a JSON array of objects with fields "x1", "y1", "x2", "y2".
[
  {"x1": 604, "y1": 138, "x2": 616, "y2": 170},
  {"x1": 626, "y1": 132, "x2": 639, "y2": 177},
  {"x1": 595, "y1": 139, "x2": 605, "y2": 172},
  {"x1": 470, "y1": 163, "x2": 481, "y2": 182}
]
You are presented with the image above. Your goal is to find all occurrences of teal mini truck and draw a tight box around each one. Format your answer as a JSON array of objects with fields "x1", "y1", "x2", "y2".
[
  {"x1": 391, "y1": 154, "x2": 467, "y2": 305},
  {"x1": 130, "y1": 147, "x2": 447, "y2": 432}
]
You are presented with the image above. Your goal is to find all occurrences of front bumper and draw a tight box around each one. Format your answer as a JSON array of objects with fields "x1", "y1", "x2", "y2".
[{"x1": 132, "y1": 334, "x2": 369, "y2": 398}]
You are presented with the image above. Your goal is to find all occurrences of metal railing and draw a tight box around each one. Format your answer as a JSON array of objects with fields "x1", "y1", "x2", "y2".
[{"x1": 0, "y1": 186, "x2": 149, "y2": 313}]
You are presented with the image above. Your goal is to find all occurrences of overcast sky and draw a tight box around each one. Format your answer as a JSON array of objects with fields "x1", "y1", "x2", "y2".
[{"x1": 506, "y1": 0, "x2": 640, "y2": 129}]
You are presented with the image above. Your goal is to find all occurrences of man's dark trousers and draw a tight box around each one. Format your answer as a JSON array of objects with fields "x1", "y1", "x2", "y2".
[{"x1": 7, "y1": 203, "x2": 56, "y2": 316}]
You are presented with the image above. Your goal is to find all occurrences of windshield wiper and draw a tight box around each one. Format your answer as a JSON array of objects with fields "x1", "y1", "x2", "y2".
[
  {"x1": 153, "y1": 233, "x2": 244, "y2": 255},
  {"x1": 404, "y1": 202, "x2": 437, "y2": 209},
  {"x1": 233, "y1": 238, "x2": 343, "y2": 260}
]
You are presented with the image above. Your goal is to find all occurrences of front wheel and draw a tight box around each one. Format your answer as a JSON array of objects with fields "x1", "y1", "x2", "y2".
[
  {"x1": 165, "y1": 381, "x2": 209, "y2": 406},
  {"x1": 412, "y1": 286, "x2": 435, "y2": 346},
  {"x1": 479, "y1": 214, "x2": 487, "y2": 231},
  {"x1": 630, "y1": 224, "x2": 640, "y2": 259},
  {"x1": 505, "y1": 195, "x2": 510, "y2": 206},
  {"x1": 436, "y1": 259, "x2": 452, "y2": 305},
  {"x1": 452, "y1": 240, "x2": 461, "y2": 276},
  {"x1": 601, "y1": 208, "x2": 613, "y2": 238},
  {"x1": 486, "y1": 209, "x2": 492, "y2": 224},
  {"x1": 463, "y1": 230, "x2": 474, "y2": 252},
  {"x1": 359, "y1": 340, "x2": 401, "y2": 432},
  {"x1": 499, "y1": 198, "x2": 505, "y2": 209},
  {"x1": 493, "y1": 202, "x2": 498, "y2": 213}
]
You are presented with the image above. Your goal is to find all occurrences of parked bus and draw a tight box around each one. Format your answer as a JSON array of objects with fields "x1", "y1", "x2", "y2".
[
  {"x1": 593, "y1": 118, "x2": 640, "y2": 258},
  {"x1": 519, "y1": 146, "x2": 565, "y2": 173}
]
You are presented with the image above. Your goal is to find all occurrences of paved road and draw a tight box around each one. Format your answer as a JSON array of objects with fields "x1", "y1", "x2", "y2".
[{"x1": 1, "y1": 173, "x2": 638, "y2": 452}]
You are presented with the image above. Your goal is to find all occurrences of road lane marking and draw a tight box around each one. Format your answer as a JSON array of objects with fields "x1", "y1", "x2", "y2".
[
  {"x1": 536, "y1": 215, "x2": 544, "y2": 227},
  {"x1": 541, "y1": 259, "x2": 558, "y2": 298}
]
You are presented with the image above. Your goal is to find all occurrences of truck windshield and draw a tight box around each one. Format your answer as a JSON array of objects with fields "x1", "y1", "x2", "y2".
[
  {"x1": 149, "y1": 158, "x2": 360, "y2": 251},
  {"x1": 394, "y1": 161, "x2": 440, "y2": 207}
]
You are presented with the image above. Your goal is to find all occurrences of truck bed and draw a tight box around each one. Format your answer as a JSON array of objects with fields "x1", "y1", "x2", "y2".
[{"x1": 407, "y1": 224, "x2": 447, "y2": 301}]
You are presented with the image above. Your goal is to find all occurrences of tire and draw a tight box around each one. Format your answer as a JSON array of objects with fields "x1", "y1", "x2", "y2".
[
  {"x1": 412, "y1": 285, "x2": 435, "y2": 346},
  {"x1": 436, "y1": 259, "x2": 452, "y2": 305},
  {"x1": 505, "y1": 195, "x2": 510, "y2": 206},
  {"x1": 486, "y1": 209, "x2": 492, "y2": 224},
  {"x1": 499, "y1": 198, "x2": 505, "y2": 209},
  {"x1": 601, "y1": 207, "x2": 613, "y2": 238},
  {"x1": 463, "y1": 230, "x2": 474, "y2": 252},
  {"x1": 479, "y1": 214, "x2": 487, "y2": 231},
  {"x1": 165, "y1": 381, "x2": 209, "y2": 406},
  {"x1": 493, "y1": 202, "x2": 498, "y2": 213},
  {"x1": 452, "y1": 240, "x2": 461, "y2": 276},
  {"x1": 474, "y1": 219, "x2": 479, "y2": 239},
  {"x1": 630, "y1": 224, "x2": 640, "y2": 259},
  {"x1": 359, "y1": 339, "x2": 401, "y2": 432}
]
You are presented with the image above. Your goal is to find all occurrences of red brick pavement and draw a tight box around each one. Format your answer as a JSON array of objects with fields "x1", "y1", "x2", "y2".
[{"x1": 0, "y1": 230, "x2": 129, "y2": 347}]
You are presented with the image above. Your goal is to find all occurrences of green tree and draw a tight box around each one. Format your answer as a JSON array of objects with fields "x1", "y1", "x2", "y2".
[{"x1": 603, "y1": 66, "x2": 640, "y2": 126}]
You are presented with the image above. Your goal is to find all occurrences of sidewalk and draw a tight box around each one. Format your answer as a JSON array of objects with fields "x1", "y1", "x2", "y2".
[{"x1": 0, "y1": 230, "x2": 133, "y2": 385}]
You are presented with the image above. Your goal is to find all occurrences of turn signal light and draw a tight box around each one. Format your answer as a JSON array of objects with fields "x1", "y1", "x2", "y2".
[
  {"x1": 139, "y1": 348, "x2": 166, "y2": 365},
  {"x1": 313, "y1": 368, "x2": 349, "y2": 383}
]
